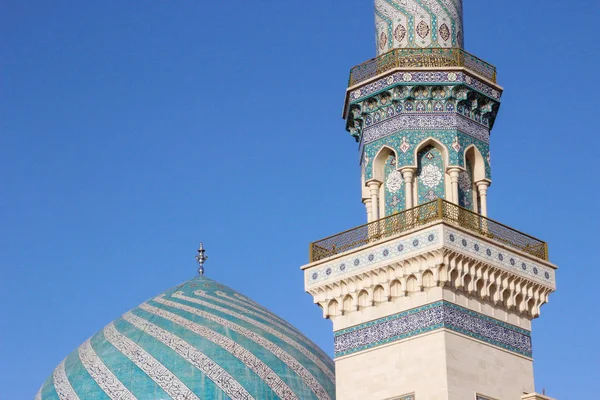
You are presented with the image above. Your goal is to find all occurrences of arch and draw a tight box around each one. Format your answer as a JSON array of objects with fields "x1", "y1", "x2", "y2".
[
  {"x1": 412, "y1": 137, "x2": 450, "y2": 168},
  {"x1": 373, "y1": 285, "x2": 385, "y2": 303},
  {"x1": 372, "y1": 145, "x2": 398, "y2": 182},
  {"x1": 343, "y1": 295, "x2": 354, "y2": 313},
  {"x1": 416, "y1": 144, "x2": 446, "y2": 205},
  {"x1": 406, "y1": 275, "x2": 418, "y2": 293},
  {"x1": 326, "y1": 299, "x2": 339, "y2": 317},
  {"x1": 390, "y1": 279, "x2": 402, "y2": 297},
  {"x1": 358, "y1": 290, "x2": 369, "y2": 308},
  {"x1": 464, "y1": 145, "x2": 486, "y2": 183},
  {"x1": 422, "y1": 270, "x2": 435, "y2": 288}
]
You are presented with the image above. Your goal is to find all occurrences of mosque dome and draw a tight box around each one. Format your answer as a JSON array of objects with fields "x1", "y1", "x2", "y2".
[{"x1": 36, "y1": 274, "x2": 336, "y2": 399}]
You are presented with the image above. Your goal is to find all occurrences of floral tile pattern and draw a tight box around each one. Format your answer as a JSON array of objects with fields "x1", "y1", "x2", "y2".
[{"x1": 333, "y1": 301, "x2": 532, "y2": 358}]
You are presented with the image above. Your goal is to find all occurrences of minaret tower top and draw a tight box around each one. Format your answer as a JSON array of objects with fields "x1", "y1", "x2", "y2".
[
  {"x1": 375, "y1": 0, "x2": 464, "y2": 55},
  {"x1": 302, "y1": 1, "x2": 558, "y2": 399}
]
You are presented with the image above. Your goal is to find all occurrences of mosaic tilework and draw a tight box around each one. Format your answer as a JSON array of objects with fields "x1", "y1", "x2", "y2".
[
  {"x1": 444, "y1": 228, "x2": 555, "y2": 286},
  {"x1": 385, "y1": 154, "x2": 406, "y2": 216},
  {"x1": 362, "y1": 130, "x2": 491, "y2": 180},
  {"x1": 458, "y1": 158, "x2": 474, "y2": 211},
  {"x1": 137, "y1": 302, "x2": 298, "y2": 400},
  {"x1": 333, "y1": 301, "x2": 532, "y2": 358},
  {"x1": 362, "y1": 113, "x2": 490, "y2": 145},
  {"x1": 375, "y1": 0, "x2": 463, "y2": 54},
  {"x1": 306, "y1": 228, "x2": 441, "y2": 288},
  {"x1": 349, "y1": 71, "x2": 501, "y2": 103},
  {"x1": 37, "y1": 276, "x2": 336, "y2": 400},
  {"x1": 417, "y1": 146, "x2": 445, "y2": 204}
]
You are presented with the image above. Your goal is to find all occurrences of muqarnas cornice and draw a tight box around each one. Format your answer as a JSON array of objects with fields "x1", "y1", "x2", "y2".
[
  {"x1": 345, "y1": 71, "x2": 501, "y2": 144},
  {"x1": 304, "y1": 224, "x2": 556, "y2": 320}
]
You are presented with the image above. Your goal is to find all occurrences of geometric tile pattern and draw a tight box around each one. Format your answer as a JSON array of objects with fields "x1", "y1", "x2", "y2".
[
  {"x1": 333, "y1": 301, "x2": 532, "y2": 358},
  {"x1": 362, "y1": 113, "x2": 491, "y2": 145},
  {"x1": 348, "y1": 71, "x2": 501, "y2": 104},
  {"x1": 36, "y1": 276, "x2": 336, "y2": 400},
  {"x1": 362, "y1": 130, "x2": 491, "y2": 181},
  {"x1": 306, "y1": 228, "x2": 441, "y2": 289},
  {"x1": 304, "y1": 225, "x2": 555, "y2": 289}
]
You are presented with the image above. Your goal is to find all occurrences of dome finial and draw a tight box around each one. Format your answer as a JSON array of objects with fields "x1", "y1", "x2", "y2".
[{"x1": 195, "y1": 242, "x2": 208, "y2": 275}]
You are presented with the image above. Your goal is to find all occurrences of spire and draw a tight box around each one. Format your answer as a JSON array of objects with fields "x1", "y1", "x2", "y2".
[{"x1": 195, "y1": 242, "x2": 208, "y2": 275}]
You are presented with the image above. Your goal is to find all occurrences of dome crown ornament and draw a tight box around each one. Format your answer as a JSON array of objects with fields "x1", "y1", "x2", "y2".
[{"x1": 195, "y1": 242, "x2": 208, "y2": 275}]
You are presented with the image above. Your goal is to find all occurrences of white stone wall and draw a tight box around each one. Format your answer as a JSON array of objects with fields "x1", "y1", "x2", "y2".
[{"x1": 335, "y1": 329, "x2": 534, "y2": 400}]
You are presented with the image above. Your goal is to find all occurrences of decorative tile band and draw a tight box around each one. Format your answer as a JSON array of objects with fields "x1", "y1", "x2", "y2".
[
  {"x1": 78, "y1": 339, "x2": 135, "y2": 399},
  {"x1": 349, "y1": 71, "x2": 501, "y2": 104},
  {"x1": 53, "y1": 359, "x2": 79, "y2": 400},
  {"x1": 122, "y1": 312, "x2": 254, "y2": 400},
  {"x1": 174, "y1": 291, "x2": 336, "y2": 383},
  {"x1": 306, "y1": 228, "x2": 441, "y2": 288},
  {"x1": 333, "y1": 301, "x2": 532, "y2": 358},
  {"x1": 103, "y1": 323, "x2": 198, "y2": 399},
  {"x1": 138, "y1": 302, "x2": 298, "y2": 400},
  {"x1": 362, "y1": 113, "x2": 490, "y2": 145},
  {"x1": 203, "y1": 290, "x2": 331, "y2": 362},
  {"x1": 305, "y1": 225, "x2": 554, "y2": 290},
  {"x1": 153, "y1": 297, "x2": 332, "y2": 400},
  {"x1": 444, "y1": 227, "x2": 555, "y2": 286}
]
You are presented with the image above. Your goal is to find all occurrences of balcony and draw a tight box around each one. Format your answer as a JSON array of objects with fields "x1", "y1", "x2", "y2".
[
  {"x1": 309, "y1": 199, "x2": 548, "y2": 263},
  {"x1": 348, "y1": 47, "x2": 497, "y2": 87}
]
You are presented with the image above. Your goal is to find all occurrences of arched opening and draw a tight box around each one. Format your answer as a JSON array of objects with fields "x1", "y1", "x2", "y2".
[
  {"x1": 373, "y1": 285, "x2": 385, "y2": 303},
  {"x1": 358, "y1": 290, "x2": 369, "y2": 308},
  {"x1": 343, "y1": 295, "x2": 353, "y2": 313},
  {"x1": 390, "y1": 279, "x2": 402, "y2": 297},
  {"x1": 415, "y1": 140, "x2": 448, "y2": 205},
  {"x1": 422, "y1": 270, "x2": 435, "y2": 289},
  {"x1": 373, "y1": 146, "x2": 403, "y2": 217},
  {"x1": 464, "y1": 145, "x2": 487, "y2": 213},
  {"x1": 327, "y1": 300, "x2": 339, "y2": 318},
  {"x1": 406, "y1": 275, "x2": 418, "y2": 293}
]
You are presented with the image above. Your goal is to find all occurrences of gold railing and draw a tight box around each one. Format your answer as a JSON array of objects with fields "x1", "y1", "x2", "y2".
[
  {"x1": 309, "y1": 199, "x2": 548, "y2": 262},
  {"x1": 348, "y1": 48, "x2": 497, "y2": 87}
]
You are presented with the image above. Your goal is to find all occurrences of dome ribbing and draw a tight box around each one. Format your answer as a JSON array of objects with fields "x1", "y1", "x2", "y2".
[{"x1": 36, "y1": 276, "x2": 335, "y2": 400}]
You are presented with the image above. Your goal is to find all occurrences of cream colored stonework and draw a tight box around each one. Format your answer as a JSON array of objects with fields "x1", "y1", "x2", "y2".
[
  {"x1": 303, "y1": 221, "x2": 557, "y2": 399},
  {"x1": 336, "y1": 329, "x2": 534, "y2": 400}
]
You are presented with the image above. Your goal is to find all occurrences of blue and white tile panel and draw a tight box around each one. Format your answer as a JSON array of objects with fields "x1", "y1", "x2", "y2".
[
  {"x1": 349, "y1": 71, "x2": 502, "y2": 104},
  {"x1": 443, "y1": 227, "x2": 555, "y2": 287},
  {"x1": 333, "y1": 301, "x2": 532, "y2": 358},
  {"x1": 305, "y1": 225, "x2": 555, "y2": 290},
  {"x1": 306, "y1": 227, "x2": 443, "y2": 289},
  {"x1": 362, "y1": 113, "x2": 490, "y2": 145}
]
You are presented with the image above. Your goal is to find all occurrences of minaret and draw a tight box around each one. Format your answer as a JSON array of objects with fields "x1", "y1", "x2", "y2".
[{"x1": 303, "y1": 2, "x2": 557, "y2": 400}]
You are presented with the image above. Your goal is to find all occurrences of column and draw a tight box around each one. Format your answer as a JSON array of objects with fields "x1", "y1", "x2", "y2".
[
  {"x1": 363, "y1": 198, "x2": 373, "y2": 222},
  {"x1": 367, "y1": 181, "x2": 381, "y2": 220},
  {"x1": 448, "y1": 167, "x2": 461, "y2": 204},
  {"x1": 401, "y1": 168, "x2": 416, "y2": 209},
  {"x1": 476, "y1": 180, "x2": 490, "y2": 217}
]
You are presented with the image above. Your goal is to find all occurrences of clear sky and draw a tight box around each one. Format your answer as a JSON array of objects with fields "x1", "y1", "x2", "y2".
[{"x1": 2, "y1": 0, "x2": 599, "y2": 398}]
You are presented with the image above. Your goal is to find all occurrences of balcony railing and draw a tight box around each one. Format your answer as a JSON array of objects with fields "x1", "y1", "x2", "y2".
[
  {"x1": 348, "y1": 47, "x2": 497, "y2": 87},
  {"x1": 309, "y1": 199, "x2": 548, "y2": 263}
]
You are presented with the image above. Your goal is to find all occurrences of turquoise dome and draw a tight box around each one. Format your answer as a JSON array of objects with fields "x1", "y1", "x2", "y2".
[{"x1": 36, "y1": 275, "x2": 335, "y2": 399}]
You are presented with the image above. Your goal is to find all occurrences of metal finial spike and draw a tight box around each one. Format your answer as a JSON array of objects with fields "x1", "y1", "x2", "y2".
[{"x1": 195, "y1": 242, "x2": 208, "y2": 275}]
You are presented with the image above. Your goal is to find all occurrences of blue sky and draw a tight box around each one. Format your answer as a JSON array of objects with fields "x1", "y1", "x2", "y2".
[{"x1": 1, "y1": 0, "x2": 599, "y2": 398}]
